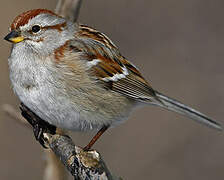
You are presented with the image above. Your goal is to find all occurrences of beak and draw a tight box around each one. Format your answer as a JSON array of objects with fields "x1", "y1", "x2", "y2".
[{"x1": 4, "y1": 30, "x2": 24, "y2": 43}]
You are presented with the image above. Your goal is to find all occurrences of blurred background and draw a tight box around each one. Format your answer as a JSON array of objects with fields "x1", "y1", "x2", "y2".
[{"x1": 0, "y1": 0, "x2": 224, "y2": 179}]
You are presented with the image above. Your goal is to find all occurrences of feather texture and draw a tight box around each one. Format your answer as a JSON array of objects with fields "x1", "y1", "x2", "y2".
[
  {"x1": 6, "y1": 9, "x2": 222, "y2": 131},
  {"x1": 72, "y1": 24, "x2": 222, "y2": 130},
  {"x1": 74, "y1": 24, "x2": 157, "y2": 102}
]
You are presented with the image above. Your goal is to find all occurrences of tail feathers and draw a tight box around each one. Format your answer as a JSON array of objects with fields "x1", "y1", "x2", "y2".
[{"x1": 153, "y1": 91, "x2": 222, "y2": 131}]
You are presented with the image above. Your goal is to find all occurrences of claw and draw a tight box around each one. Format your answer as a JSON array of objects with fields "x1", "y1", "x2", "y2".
[
  {"x1": 33, "y1": 123, "x2": 48, "y2": 148},
  {"x1": 20, "y1": 103, "x2": 56, "y2": 149}
]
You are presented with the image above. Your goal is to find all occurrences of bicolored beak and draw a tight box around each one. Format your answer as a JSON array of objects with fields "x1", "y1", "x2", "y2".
[{"x1": 4, "y1": 30, "x2": 24, "y2": 43}]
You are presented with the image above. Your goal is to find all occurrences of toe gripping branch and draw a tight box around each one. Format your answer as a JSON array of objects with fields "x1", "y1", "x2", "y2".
[{"x1": 19, "y1": 103, "x2": 56, "y2": 148}]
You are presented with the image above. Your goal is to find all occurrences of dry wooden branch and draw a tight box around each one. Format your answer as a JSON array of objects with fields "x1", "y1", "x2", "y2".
[
  {"x1": 20, "y1": 103, "x2": 120, "y2": 180},
  {"x1": 43, "y1": 150, "x2": 68, "y2": 180},
  {"x1": 2, "y1": 104, "x2": 30, "y2": 128},
  {"x1": 44, "y1": 134, "x2": 119, "y2": 180},
  {"x1": 2, "y1": 104, "x2": 69, "y2": 180},
  {"x1": 55, "y1": 0, "x2": 82, "y2": 22}
]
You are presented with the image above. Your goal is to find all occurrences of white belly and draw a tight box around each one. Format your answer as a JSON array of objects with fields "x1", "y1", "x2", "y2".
[
  {"x1": 13, "y1": 79, "x2": 134, "y2": 131},
  {"x1": 12, "y1": 74, "x2": 93, "y2": 130},
  {"x1": 8, "y1": 44, "x2": 136, "y2": 131},
  {"x1": 8, "y1": 45, "x2": 89, "y2": 130}
]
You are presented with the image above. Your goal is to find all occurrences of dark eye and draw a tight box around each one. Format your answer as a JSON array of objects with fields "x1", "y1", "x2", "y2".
[{"x1": 32, "y1": 25, "x2": 41, "y2": 33}]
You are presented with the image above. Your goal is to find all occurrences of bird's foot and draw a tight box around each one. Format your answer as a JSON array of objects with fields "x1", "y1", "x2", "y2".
[
  {"x1": 33, "y1": 123, "x2": 48, "y2": 148},
  {"x1": 20, "y1": 103, "x2": 56, "y2": 148}
]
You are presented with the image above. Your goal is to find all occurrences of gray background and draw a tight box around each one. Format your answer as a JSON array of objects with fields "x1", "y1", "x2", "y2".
[{"x1": 0, "y1": 0, "x2": 224, "y2": 179}]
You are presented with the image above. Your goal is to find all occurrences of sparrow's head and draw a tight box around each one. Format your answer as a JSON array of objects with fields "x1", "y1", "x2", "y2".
[{"x1": 4, "y1": 9, "x2": 75, "y2": 55}]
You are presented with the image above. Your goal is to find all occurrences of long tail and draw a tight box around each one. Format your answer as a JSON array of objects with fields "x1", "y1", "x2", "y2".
[{"x1": 152, "y1": 91, "x2": 222, "y2": 130}]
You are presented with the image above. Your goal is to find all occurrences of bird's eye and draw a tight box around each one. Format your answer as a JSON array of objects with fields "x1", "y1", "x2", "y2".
[{"x1": 31, "y1": 25, "x2": 41, "y2": 33}]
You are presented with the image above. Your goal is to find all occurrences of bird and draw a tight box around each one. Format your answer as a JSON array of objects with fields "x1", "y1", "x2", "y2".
[{"x1": 4, "y1": 9, "x2": 222, "y2": 150}]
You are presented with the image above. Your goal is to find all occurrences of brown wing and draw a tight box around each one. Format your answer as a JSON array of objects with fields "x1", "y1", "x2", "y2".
[
  {"x1": 113, "y1": 59, "x2": 157, "y2": 100},
  {"x1": 75, "y1": 24, "x2": 157, "y2": 102}
]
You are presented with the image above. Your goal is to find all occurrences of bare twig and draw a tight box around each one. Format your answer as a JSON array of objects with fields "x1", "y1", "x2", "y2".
[
  {"x1": 43, "y1": 150, "x2": 68, "y2": 180},
  {"x1": 19, "y1": 103, "x2": 120, "y2": 180},
  {"x1": 2, "y1": 104, "x2": 30, "y2": 128},
  {"x1": 44, "y1": 134, "x2": 118, "y2": 180},
  {"x1": 55, "y1": 0, "x2": 82, "y2": 22},
  {"x1": 2, "y1": 104, "x2": 68, "y2": 180}
]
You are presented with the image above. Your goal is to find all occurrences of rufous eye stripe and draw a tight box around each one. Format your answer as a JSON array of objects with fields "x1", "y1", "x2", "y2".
[{"x1": 42, "y1": 22, "x2": 67, "y2": 32}]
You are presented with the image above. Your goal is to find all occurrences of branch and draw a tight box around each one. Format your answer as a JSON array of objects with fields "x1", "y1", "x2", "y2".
[
  {"x1": 2, "y1": 104, "x2": 69, "y2": 180},
  {"x1": 44, "y1": 134, "x2": 119, "y2": 180},
  {"x1": 43, "y1": 150, "x2": 68, "y2": 180},
  {"x1": 20, "y1": 103, "x2": 120, "y2": 180},
  {"x1": 2, "y1": 104, "x2": 30, "y2": 128},
  {"x1": 55, "y1": 0, "x2": 82, "y2": 22}
]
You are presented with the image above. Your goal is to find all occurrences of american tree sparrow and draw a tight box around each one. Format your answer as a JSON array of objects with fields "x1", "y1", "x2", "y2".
[{"x1": 4, "y1": 9, "x2": 222, "y2": 150}]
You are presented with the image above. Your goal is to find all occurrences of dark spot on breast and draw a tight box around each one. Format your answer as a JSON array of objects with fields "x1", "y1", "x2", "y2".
[{"x1": 24, "y1": 84, "x2": 35, "y2": 90}]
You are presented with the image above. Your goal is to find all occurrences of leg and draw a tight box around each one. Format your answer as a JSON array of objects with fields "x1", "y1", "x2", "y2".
[{"x1": 83, "y1": 125, "x2": 109, "y2": 151}]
